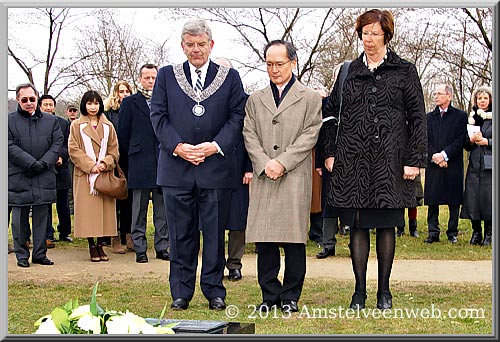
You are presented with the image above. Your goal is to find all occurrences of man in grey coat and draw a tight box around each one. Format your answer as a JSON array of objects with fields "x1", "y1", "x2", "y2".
[
  {"x1": 243, "y1": 40, "x2": 322, "y2": 313},
  {"x1": 8, "y1": 83, "x2": 63, "y2": 267}
]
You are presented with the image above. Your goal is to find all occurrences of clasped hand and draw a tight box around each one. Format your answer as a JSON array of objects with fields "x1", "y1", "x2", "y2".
[
  {"x1": 471, "y1": 132, "x2": 488, "y2": 146},
  {"x1": 403, "y1": 166, "x2": 420, "y2": 180},
  {"x1": 91, "y1": 162, "x2": 106, "y2": 173},
  {"x1": 265, "y1": 159, "x2": 285, "y2": 180},
  {"x1": 175, "y1": 142, "x2": 217, "y2": 165}
]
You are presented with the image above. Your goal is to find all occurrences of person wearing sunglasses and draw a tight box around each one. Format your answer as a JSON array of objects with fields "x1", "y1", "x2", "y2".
[{"x1": 8, "y1": 83, "x2": 64, "y2": 268}]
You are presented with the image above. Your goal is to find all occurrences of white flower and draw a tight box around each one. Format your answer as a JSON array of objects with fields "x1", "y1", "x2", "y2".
[
  {"x1": 77, "y1": 313, "x2": 101, "y2": 334},
  {"x1": 34, "y1": 317, "x2": 61, "y2": 334},
  {"x1": 68, "y1": 305, "x2": 91, "y2": 320},
  {"x1": 106, "y1": 311, "x2": 163, "y2": 334}
]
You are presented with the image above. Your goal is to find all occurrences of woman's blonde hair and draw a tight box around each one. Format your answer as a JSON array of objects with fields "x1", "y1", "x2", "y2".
[{"x1": 104, "y1": 80, "x2": 133, "y2": 111}]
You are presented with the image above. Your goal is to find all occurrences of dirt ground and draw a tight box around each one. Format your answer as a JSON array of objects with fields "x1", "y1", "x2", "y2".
[{"x1": 7, "y1": 246, "x2": 492, "y2": 284}]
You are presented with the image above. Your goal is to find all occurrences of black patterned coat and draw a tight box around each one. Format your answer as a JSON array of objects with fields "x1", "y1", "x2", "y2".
[{"x1": 320, "y1": 49, "x2": 427, "y2": 209}]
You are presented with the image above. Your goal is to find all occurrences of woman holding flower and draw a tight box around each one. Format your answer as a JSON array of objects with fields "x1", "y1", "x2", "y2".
[{"x1": 460, "y1": 86, "x2": 493, "y2": 246}]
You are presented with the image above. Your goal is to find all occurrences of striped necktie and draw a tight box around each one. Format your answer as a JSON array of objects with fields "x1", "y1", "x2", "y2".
[{"x1": 195, "y1": 69, "x2": 203, "y2": 93}]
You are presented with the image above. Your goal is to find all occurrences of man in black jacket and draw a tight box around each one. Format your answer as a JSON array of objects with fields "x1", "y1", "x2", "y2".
[
  {"x1": 39, "y1": 95, "x2": 73, "y2": 244},
  {"x1": 8, "y1": 83, "x2": 63, "y2": 267}
]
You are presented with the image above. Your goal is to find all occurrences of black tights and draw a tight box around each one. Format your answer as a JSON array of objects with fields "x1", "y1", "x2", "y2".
[
  {"x1": 349, "y1": 227, "x2": 395, "y2": 294},
  {"x1": 87, "y1": 237, "x2": 106, "y2": 246}
]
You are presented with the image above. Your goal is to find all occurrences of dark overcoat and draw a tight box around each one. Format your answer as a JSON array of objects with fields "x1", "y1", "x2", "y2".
[
  {"x1": 460, "y1": 118, "x2": 492, "y2": 220},
  {"x1": 8, "y1": 106, "x2": 63, "y2": 206},
  {"x1": 118, "y1": 92, "x2": 160, "y2": 189},
  {"x1": 54, "y1": 115, "x2": 72, "y2": 190},
  {"x1": 424, "y1": 105, "x2": 467, "y2": 205},
  {"x1": 320, "y1": 50, "x2": 427, "y2": 210},
  {"x1": 150, "y1": 61, "x2": 246, "y2": 189}
]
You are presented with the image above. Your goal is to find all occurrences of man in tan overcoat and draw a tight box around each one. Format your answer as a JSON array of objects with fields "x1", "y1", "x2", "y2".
[{"x1": 243, "y1": 40, "x2": 322, "y2": 314}]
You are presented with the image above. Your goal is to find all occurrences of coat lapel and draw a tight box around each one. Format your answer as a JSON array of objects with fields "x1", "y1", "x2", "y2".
[
  {"x1": 80, "y1": 116, "x2": 101, "y2": 145},
  {"x1": 134, "y1": 93, "x2": 150, "y2": 119},
  {"x1": 259, "y1": 87, "x2": 278, "y2": 115},
  {"x1": 274, "y1": 82, "x2": 304, "y2": 117}
]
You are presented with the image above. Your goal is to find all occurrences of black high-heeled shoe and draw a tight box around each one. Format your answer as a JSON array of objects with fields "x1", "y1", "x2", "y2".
[
  {"x1": 89, "y1": 245, "x2": 101, "y2": 262},
  {"x1": 96, "y1": 244, "x2": 109, "y2": 261},
  {"x1": 349, "y1": 291, "x2": 367, "y2": 310},
  {"x1": 376, "y1": 291, "x2": 393, "y2": 310}
]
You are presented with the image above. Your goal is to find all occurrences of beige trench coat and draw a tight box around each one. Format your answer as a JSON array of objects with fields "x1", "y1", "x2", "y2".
[
  {"x1": 243, "y1": 81, "x2": 322, "y2": 243},
  {"x1": 68, "y1": 114, "x2": 119, "y2": 238}
]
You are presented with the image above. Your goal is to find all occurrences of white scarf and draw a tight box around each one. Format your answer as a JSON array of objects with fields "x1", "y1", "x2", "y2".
[{"x1": 80, "y1": 122, "x2": 110, "y2": 196}]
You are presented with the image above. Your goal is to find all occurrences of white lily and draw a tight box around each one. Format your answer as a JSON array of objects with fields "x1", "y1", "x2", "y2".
[
  {"x1": 34, "y1": 317, "x2": 61, "y2": 334},
  {"x1": 68, "y1": 305, "x2": 91, "y2": 320},
  {"x1": 77, "y1": 313, "x2": 101, "y2": 334}
]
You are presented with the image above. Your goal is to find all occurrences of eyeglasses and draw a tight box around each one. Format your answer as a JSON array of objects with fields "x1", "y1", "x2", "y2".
[
  {"x1": 266, "y1": 60, "x2": 291, "y2": 69},
  {"x1": 361, "y1": 31, "x2": 384, "y2": 38},
  {"x1": 19, "y1": 97, "x2": 37, "y2": 104},
  {"x1": 68, "y1": 108, "x2": 78, "y2": 112},
  {"x1": 433, "y1": 92, "x2": 449, "y2": 96}
]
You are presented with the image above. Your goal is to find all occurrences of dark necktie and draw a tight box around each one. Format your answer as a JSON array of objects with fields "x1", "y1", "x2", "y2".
[{"x1": 195, "y1": 69, "x2": 203, "y2": 93}]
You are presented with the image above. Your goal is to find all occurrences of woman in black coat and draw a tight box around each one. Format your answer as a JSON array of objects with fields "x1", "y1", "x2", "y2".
[
  {"x1": 104, "y1": 80, "x2": 133, "y2": 253},
  {"x1": 320, "y1": 9, "x2": 427, "y2": 310},
  {"x1": 460, "y1": 86, "x2": 493, "y2": 246}
]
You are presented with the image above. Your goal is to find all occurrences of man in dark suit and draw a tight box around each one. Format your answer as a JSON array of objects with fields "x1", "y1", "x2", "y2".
[
  {"x1": 424, "y1": 84, "x2": 467, "y2": 244},
  {"x1": 39, "y1": 95, "x2": 73, "y2": 244},
  {"x1": 118, "y1": 64, "x2": 169, "y2": 264},
  {"x1": 150, "y1": 18, "x2": 246, "y2": 311}
]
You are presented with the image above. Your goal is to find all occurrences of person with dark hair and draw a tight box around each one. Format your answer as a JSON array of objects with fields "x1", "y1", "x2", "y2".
[
  {"x1": 424, "y1": 84, "x2": 467, "y2": 244},
  {"x1": 104, "y1": 80, "x2": 134, "y2": 254},
  {"x1": 118, "y1": 65, "x2": 169, "y2": 264},
  {"x1": 9, "y1": 83, "x2": 63, "y2": 267},
  {"x1": 460, "y1": 86, "x2": 493, "y2": 246},
  {"x1": 39, "y1": 94, "x2": 73, "y2": 245},
  {"x1": 68, "y1": 90, "x2": 119, "y2": 262},
  {"x1": 243, "y1": 39, "x2": 322, "y2": 313},
  {"x1": 320, "y1": 9, "x2": 427, "y2": 310},
  {"x1": 150, "y1": 18, "x2": 246, "y2": 311}
]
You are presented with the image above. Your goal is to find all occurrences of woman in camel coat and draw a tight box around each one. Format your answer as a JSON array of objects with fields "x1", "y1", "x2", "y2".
[{"x1": 68, "y1": 90, "x2": 119, "y2": 262}]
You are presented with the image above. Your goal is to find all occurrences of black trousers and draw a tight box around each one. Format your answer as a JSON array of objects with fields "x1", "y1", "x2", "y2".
[
  {"x1": 12, "y1": 205, "x2": 49, "y2": 261},
  {"x1": 427, "y1": 204, "x2": 460, "y2": 238},
  {"x1": 256, "y1": 242, "x2": 306, "y2": 304},
  {"x1": 163, "y1": 186, "x2": 231, "y2": 301}
]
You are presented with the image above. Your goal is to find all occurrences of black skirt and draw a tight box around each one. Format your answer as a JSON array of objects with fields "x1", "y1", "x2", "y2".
[{"x1": 331, "y1": 207, "x2": 404, "y2": 229}]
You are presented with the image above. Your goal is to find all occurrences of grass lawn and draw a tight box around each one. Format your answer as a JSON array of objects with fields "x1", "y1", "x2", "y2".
[
  {"x1": 7, "y1": 203, "x2": 493, "y2": 335},
  {"x1": 8, "y1": 277, "x2": 492, "y2": 335}
]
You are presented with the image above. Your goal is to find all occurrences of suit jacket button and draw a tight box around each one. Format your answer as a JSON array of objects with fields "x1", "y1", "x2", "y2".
[
  {"x1": 272, "y1": 119, "x2": 278, "y2": 125},
  {"x1": 273, "y1": 145, "x2": 279, "y2": 150}
]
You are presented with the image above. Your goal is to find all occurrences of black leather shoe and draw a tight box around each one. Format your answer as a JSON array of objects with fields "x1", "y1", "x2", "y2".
[
  {"x1": 448, "y1": 236, "x2": 458, "y2": 244},
  {"x1": 209, "y1": 297, "x2": 226, "y2": 310},
  {"x1": 281, "y1": 300, "x2": 299, "y2": 313},
  {"x1": 155, "y1": 250, "x2": 170, "y2": 260},
  {"x1": 409, "y1": 230, "x2": 419, "y2": 238},
  {"x1": 171, "y1": 298, "x2": 189, "y2": 310},
  {"x1": 349, "y1": 291, "x2": 367, "y2": 310},
  {"x1": 424, "y1": 236, "x2": 440, "y2": 244},
  {"x1": 17, "y1": 259, "x2": 30, "y2": 268},
  {"x1": 396, "y1": 227, "x2": 405, "y2": 237},
  {"x1": 377, "y1": 291, "x2": 393, "y2": 310},
  {"x1": 59, "y1": 236, "x2": 73, "y2": 242},
  {"x1": 316, "y1": 247, "x2": 335, "y2": 259},
  {"x1": 32, "y1": 257, "x2": 54, "y2": 265},
  {"x1": 136, "y1": 253, "x2": 148, "y2": 263},
  {"x1": 470, "y1": 232, "x2": 482, "y2": 245},
  {"x1": 228, "y1": 269, "x2": 242, "y2": 281},
  {"x1": 257, "y1": 300, "x2": 278, "y2": 312}
]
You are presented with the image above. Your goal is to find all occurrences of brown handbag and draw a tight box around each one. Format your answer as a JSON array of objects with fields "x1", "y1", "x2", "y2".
[{"x1": 94, "y1": 163, "x2": 128, "y2": 200}]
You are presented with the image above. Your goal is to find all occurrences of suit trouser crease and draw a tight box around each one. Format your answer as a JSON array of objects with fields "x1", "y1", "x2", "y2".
[
  {"x1": 163, "y1": 186, "x2": 229, "y2": 301},
  {"x1": 131, "y1": 188, "x2": 168, "y2": 254},
  {"x1": 427, "y1": 204, "x2": 459, "y2": 238},
  {"x1": 257, "y1": 242, "x2": 306, "y2": 303},
  {"x1": 12, "y1": 205, "x2": 49, "y2": 261},
  {"x1": 226, "y1": 230, "x2": 245, "y2": 270}
]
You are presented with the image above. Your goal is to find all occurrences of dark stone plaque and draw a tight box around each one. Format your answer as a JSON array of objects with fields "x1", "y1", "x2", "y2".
[{"x1": 145, "y1": 319, "x2": 255, "y2": 334}]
